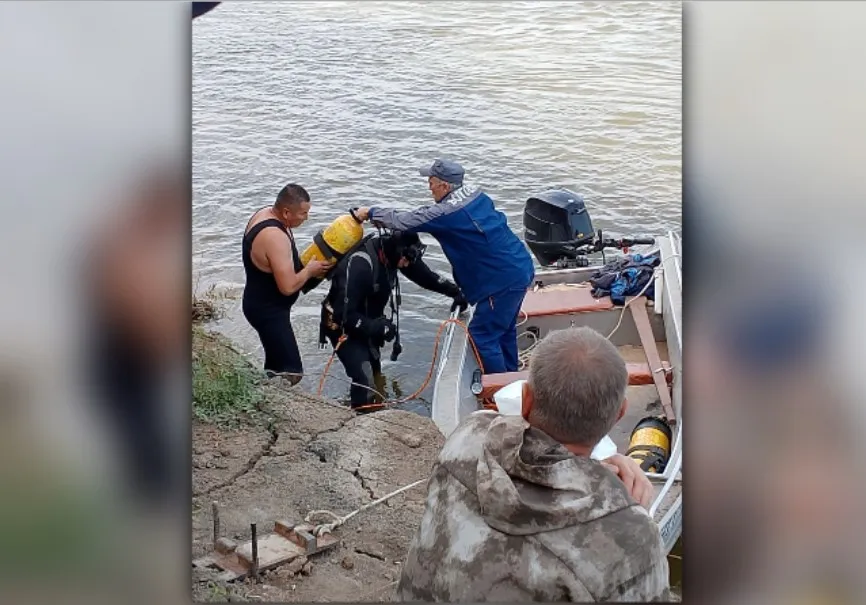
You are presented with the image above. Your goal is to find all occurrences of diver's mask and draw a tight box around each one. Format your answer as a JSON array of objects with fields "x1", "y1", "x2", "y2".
[
  {"x1": 383, "y1": 231, "x2": 426, "y2": 266},
  {"x1": 401, "y1": 241, "x2": 427, "y2": 265}
]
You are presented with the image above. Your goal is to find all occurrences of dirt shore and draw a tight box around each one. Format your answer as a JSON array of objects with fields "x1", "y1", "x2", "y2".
[
  {"x1": 190, "y1": 324, "x2": 682, "y2": 601},
  {"x1": 191, "y1": 329, "x2": 444, "y2": 602}
]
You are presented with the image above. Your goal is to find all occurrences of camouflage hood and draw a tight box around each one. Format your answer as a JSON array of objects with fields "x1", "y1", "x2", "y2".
[{"x1": 445, "y1": 411, "x2": 635, "y2": 536}]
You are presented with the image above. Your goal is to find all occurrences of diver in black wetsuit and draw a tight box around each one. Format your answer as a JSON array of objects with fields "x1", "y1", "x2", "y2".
[
  {"x1": 242, "y1": 184, "x2": 332, "y2": 382},
  {"x1": 320, "y1": 231, "x2": 468, "y2": 411}
]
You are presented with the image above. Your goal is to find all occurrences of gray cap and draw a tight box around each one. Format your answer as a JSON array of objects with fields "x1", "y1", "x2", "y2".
[{"x1": 419, "y1": 158, "x2": 465, "y2": 185}]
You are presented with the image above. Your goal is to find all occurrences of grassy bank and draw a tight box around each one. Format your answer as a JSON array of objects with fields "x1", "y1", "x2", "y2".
[{"x1": 192, "y1": 325, "x2": 265, "y2": 427}]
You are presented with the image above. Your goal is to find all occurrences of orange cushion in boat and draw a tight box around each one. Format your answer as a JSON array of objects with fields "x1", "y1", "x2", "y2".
[
  {"x1": 521, "y1": 285, "x2": 614, "y2": 318},
  {"x1": 479, "y1": 362, "x2": 672, "y2": 399}
]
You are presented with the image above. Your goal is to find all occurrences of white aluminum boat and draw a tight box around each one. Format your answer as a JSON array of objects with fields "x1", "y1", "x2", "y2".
[{"x1": 431, "y1": 229, "x2": 682, "y2": 553}]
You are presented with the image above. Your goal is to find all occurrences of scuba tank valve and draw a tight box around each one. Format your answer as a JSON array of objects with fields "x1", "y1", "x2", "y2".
[{"x1": 625, "y1": 416, "x2": 673, "y2": 473}]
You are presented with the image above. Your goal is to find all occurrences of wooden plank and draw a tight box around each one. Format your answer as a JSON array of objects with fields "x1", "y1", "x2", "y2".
[
  {"x1": 236, "y1": 534, "x2": 302, "y2": 571},
  {"x1": 193, "y1": 524, "x2": 340, "y2": 582},
  {"x1": 521, "y1": 284, "x2": 614, "y2": 318},
  {"x1": 629, "y1": 299, "x2": 676, "y2": 423},
  {"x1": 479, "y1": 362, "x2": 673, "y2": 399}
]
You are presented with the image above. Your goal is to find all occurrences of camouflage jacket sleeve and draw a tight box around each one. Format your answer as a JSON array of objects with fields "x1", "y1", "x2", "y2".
[{"x1": 597, "y1": 536, "x2": 672, "y2": 601}]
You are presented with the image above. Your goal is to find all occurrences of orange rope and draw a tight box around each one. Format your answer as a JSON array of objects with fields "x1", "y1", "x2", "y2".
[
  {"x1": 320, "y1": 318, "x2": 486, "y2": 413},
  {"x1": 354, "y1": 318, "x2": 485, "y2": 412},
  {"x1": 317, "y1": 334, "x2": 347, "y2": 397}
]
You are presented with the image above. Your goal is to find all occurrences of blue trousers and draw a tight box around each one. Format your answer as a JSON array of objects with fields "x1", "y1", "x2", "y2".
[{"x1": 469, "y1": 286, "x2": 528, "y2": 374}]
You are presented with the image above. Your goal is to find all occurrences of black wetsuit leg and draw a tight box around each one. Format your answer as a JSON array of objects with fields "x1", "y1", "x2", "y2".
[
  {"x1": 331, "y1": 335, "x2": 381, "y2": 408},
  {"x1": 243, "y1": 304, "x2": 303, "y2": 378}
]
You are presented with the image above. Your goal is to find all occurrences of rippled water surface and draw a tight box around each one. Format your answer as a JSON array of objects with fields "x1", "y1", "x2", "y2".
[{"x1": 193, "y1": 1, "x2": 681, "y2": 409}]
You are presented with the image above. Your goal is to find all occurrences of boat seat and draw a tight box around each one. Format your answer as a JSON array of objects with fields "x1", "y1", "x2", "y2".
[
  {"x1": 521, "y1": 284, "x2": 614, "y2": 318},
  {"x1": 479, "y1": 362, "x2": 672, "y2": 400}
]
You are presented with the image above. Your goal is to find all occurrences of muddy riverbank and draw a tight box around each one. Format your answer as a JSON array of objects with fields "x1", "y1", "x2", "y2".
[{"x1": 191, "y1": 326, "x2": 443, "y2": 602}]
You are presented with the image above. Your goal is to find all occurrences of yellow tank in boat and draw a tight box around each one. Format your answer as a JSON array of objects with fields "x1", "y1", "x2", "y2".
[
  {"x1": 625, "y1": 416, "x2": 672, "y2": 473},
  {"x1": 299, "y1": 210, "x2": 365, "y2": 293}
]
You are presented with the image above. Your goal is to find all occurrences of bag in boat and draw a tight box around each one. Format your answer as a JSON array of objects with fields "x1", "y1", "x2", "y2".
[
  {"x1": 590, "y1": 252, "x2": 661, "y2": 305},
  {"x1": 492, "y1": 379, "x2": 617, "y2": 461}
]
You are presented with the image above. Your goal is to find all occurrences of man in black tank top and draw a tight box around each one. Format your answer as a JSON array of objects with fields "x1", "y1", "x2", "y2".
[{"x1": 242, "y1": 184, "x2": 332, "y2": 383}]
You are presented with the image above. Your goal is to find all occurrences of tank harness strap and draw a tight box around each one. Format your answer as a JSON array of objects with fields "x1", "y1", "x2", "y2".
[
  {"x1": 363, "y1": 238, "x2": 381, "y2": 294},
  {"x1": 363, "y1": 235, "x2": 401, "y2": 360},
  {"x1": 625, "y1": 444, "x2": 668, "y2": 456},
  {"x1": 371, "y1": 236, "x2": 402, "y2": 361},
  {"x1": 329, "y1": 233, "x2": 377, "y2": 284},
  {"x1": 342, "y1": 250, "x2": 374, "y2": 328},
  {"x1": 638, "y1": 452, "x2": 667, "y2": 472},
  {"x1": 625, "y1": 444, "x2": 669, "y2": 472},
  {"x1": 313, "y1": 231, "x2": 339, "y2": 261},
  {"x1": 319, "y1": 233, "x2": 379, "y2": 349}
]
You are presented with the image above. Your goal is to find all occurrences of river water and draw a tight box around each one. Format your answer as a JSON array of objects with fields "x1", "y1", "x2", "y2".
[
  {"x1": 192, "y1": 0, "x2": 681, "y2": 410},
  {"x1": 194, "y1": 1, "x2": 682, "y2": 592}
]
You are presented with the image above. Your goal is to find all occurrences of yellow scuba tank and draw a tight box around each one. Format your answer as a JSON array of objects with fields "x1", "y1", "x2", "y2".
[
  {"x1": 299, "y1": 209, "x2": 365, "y2": 293},
  {"x1": 625, "y1": 416, "x2": 673, "y2": 473}
]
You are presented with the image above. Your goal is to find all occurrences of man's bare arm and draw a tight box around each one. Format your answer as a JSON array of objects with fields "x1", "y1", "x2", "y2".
[{"x1": 262, "y1": 230, "x2": 332, "y2": 295}]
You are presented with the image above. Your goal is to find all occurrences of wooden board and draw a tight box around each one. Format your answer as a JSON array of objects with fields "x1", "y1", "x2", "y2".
[
  {"x1": 479, "y1": 361, "x2": 673, "y2": 399},
  {"x1": 630, "y1": 300, "x2": 676, "y2": 423},
  {"x1": 521, "y1": 284, "x2": 614, "y2": 318},
  {"x1": 193, "y1": 522, "x2": 340, "y2": 582}
]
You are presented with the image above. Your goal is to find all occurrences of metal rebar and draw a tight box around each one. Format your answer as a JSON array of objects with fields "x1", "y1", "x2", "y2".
[
  {"x1": 211, "y1": 501, "x2": 220, "y2": 546},
  {"x1": 250, "y1": 522, "x2": 259, "y2": 580}
]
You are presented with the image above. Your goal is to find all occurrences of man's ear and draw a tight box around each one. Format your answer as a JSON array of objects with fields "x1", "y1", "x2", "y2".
[
  {"x1": 521, "y1": 381, "x2": 533, "y2": 420},
  {"x1": 616, "y1": 398, "x2": 628, "y2": 423}
]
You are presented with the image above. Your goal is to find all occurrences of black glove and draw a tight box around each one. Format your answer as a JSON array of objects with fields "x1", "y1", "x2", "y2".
[
  {"x1": 450, "y1": 290, "x2": 469, "y2": 314},
  {"x1": 365, "y1": 317, "x2": 397, "y2": 344},
  {"x1": 382, "y1": 319, "x2": 397, "y2": 342}
]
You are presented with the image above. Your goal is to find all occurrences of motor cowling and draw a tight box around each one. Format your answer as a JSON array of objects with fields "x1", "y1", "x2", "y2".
[{"x1": 523, "y1": 189, "x2": 595, "y2": 266}]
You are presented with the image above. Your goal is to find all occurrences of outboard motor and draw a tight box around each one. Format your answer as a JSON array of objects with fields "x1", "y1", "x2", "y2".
[{"x1": 523, "y1": 189, "x2": 595, "y2": 266}]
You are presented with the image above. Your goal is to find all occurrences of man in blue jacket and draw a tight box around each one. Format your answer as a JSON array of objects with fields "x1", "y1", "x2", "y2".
[{"x1": 355, "y1": 159, "x2": 535, "y2": 374}]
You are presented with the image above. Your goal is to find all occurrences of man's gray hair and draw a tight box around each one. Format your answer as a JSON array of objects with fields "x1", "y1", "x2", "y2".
[{"x1": 527, "y1": 326, "x2": 628, "y2": 446}]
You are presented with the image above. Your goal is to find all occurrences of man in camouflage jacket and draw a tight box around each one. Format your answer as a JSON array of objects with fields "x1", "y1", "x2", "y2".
[{"x1": 396, "y1": 327, "x2": 672, "y2": 602}]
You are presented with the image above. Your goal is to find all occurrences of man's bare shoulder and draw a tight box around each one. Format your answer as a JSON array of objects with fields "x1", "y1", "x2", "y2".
[
  {"x1": 252, "y1": 224, "x2": 289, "y2": 252},
  {"x1": 247, "y1": 222, "x2": 288, "y2": 274}
]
